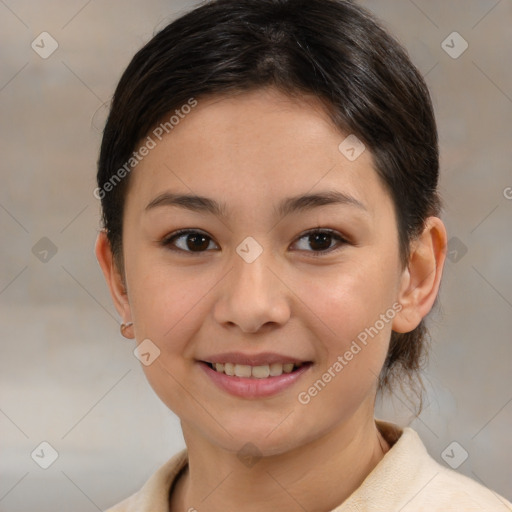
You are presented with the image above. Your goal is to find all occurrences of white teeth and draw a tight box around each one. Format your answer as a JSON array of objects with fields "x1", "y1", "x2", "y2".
[
  {"x1": 269, "y1": 363, "x2": 283, "y2": 376},
  {"x1": 283, "y1": 363, "x2": 295, "y2": 373},
  {"x1": 252, "y1": 365, "x2": 270, "y2": 379},
  {"x1": 210, "y1": 362, "x2": 304, "y2": 378},
  {"x1": 234, "y1": 364, "x2": 252, "y2": 378}
]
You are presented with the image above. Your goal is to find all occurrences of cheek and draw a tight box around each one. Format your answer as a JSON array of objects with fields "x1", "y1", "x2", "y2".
[
  {"x1": 125, "y1": 254, "x2": 232, "y2": 403},
  {"x1": 293, "y1": 257, "x2": 397, "y2": 347},
  {"x1": 290, "y1": 257, "x2": 397, "y2": 399},
  {"x1": 126, "y1": 265, "x2": 207, "y2": 408},
  {"x1": 291, "y1": 266, "x2": 394, "y2": 428},
  {"x1": 129, "y1": 265, "x2": 203, "y2": 351}
]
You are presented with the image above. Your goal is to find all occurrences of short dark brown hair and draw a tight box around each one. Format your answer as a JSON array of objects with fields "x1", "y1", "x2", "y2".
[{"x1": 97, "y1": 0, "x2": 442, "y2": 411}]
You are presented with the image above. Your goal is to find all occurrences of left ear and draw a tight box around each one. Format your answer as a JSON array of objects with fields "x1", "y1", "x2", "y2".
[{"x1": 392, "y1": 216, "x2": 447, "y2": 333}]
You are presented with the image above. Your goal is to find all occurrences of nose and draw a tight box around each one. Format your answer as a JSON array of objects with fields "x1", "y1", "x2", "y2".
[{"x1": 212, "y1": 247, "x2": 291, "y2": 334}]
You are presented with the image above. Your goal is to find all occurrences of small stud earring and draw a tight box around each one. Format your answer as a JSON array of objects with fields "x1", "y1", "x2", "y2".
[{"x1": 120, "y1": 322, "x2": 134, "y2": 338}]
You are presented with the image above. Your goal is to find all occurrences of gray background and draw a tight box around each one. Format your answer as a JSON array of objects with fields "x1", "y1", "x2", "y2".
[{"x1": 1, "y1": 0, "x2": 511, "y2": 510}]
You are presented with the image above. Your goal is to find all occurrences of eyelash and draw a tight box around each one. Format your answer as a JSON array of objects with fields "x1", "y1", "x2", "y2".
[{"x1": 160, "y1": 228, "x2": 349, "y2": 258}]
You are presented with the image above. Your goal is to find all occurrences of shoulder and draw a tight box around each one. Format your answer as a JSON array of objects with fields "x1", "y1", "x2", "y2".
[
  {"x1": 104, "y1": 449, "x2": 188, "y2": 512},
  {"x1": 338, "y1": 421, "x2": 512, "y2": 511},
  {"x1": 415, "y1": 459, "x2": 512, "y2": 511},
  {"x1": 104, "y1": 494, "x2": 136, "y2": 512},
  {"x1": 388, "y1": 422, "x2": 512, "y2": 511}
]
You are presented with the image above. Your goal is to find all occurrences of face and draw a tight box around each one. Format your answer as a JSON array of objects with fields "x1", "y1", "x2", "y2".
[{"x1": 112, "y1": 88, "x2": 409, "y2": 455}]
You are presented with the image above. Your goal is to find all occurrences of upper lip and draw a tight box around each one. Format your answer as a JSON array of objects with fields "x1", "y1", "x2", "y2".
[{"x1": 199, "y1": 352, "x2": 311, "y2": 366}]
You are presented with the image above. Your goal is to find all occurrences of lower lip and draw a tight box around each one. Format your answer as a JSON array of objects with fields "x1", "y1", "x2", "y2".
[{"x1": 198, "y1": 361, "x2": 312, "y2": 399}]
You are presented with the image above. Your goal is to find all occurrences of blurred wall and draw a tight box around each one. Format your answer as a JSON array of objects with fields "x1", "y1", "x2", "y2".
[{"x1": 1, "y1": 1, "x2": 511, "y2": 510}]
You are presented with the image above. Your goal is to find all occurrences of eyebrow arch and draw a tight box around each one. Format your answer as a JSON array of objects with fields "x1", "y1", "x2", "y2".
[{"x1": 145, "y1": 190, "x2": 368, "y2": 219}]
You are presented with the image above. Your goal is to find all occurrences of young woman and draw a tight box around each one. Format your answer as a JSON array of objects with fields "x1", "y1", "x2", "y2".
[{"x1": 95, "y1": 0, "x2": 512, "y2": 510}]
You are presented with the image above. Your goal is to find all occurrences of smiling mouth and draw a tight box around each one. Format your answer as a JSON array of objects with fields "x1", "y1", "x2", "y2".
[{"x1": 202, "y1": 361, "x2": 312, "y2": 379}]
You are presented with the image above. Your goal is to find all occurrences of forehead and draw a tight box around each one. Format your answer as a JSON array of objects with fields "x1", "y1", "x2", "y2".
[{"x1": 126, "y1": 88, "x2": 393, "y2": 222}]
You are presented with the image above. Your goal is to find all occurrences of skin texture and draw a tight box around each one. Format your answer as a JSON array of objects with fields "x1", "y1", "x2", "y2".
[{"x1": 96, "y1": 88, "x2": 447, "y2": 511}]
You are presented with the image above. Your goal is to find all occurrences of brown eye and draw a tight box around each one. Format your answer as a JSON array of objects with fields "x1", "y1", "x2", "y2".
[
  {"x1": 162, "y1": 228, "x2": 348, "y2": 257},
  {"x1": 162, "y1": 230, "x2": 218, "y2": 253},
  {"x1": 292, "y1": 229, "x2": 348, "y2": 257},
  {"x1": 308, "y1": 232, "x2": 333, "y2": 251}
]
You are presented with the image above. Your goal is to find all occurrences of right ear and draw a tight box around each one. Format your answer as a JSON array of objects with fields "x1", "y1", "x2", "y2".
[{"x1": 95, "y1": 230, "x2": 132, "y2": 325}]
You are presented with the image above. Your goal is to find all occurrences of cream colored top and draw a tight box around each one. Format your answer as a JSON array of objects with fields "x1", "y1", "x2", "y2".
[{"x1": 106, "y1": 420, "x2": 512, "y2": 511}]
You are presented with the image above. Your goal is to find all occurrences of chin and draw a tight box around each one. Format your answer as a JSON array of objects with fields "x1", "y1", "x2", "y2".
[{"x1": 204, "y1": 415, "x2": 305, "y2": 455}]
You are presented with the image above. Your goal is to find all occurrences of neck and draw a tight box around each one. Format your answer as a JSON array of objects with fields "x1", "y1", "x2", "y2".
[{"x1": 171, "y1": 412, "x2": 390, "y2": 512}]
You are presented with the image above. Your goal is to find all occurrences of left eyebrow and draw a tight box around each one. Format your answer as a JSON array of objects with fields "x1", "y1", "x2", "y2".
[
  {"x1": 144, "y1": 190, "x2": 369, "y2": 220},
  {"x1": 276, "y1": 190, "x2": 369, "y2": 218}
]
